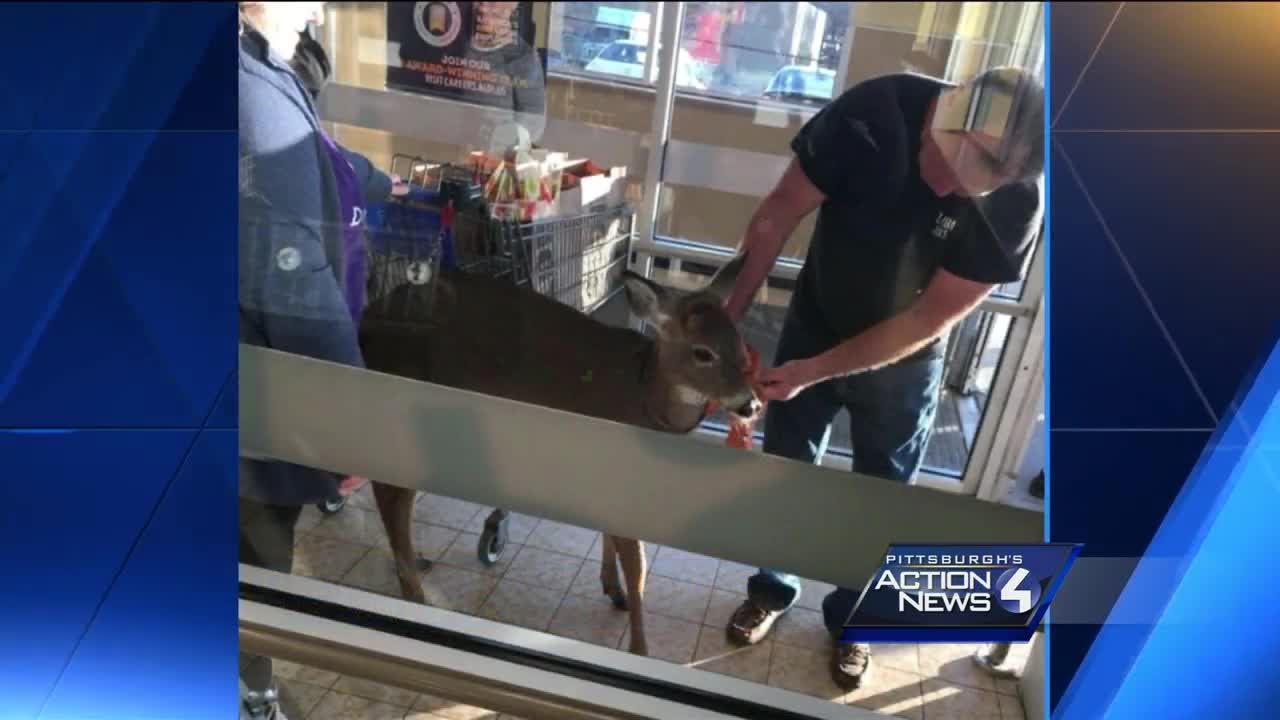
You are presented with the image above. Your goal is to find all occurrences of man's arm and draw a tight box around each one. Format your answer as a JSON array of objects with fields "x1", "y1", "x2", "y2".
[
  {"x1": 811, "y1": 270, "x2": 992, "y2": 380},
  {"x1": 726, "y1": 78, "x2": 888, "y2": 320},
  {"x1": 759, "y1": 269, "x2": 995, "y2": 400},
  {"x1": 724, "y1": 159, "x2": 825, "y2": 322}
]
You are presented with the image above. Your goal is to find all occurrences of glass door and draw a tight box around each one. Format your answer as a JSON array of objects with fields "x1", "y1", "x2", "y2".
[{"x1": 637, "y1": 1, "x2": 1046, "y2": 496}]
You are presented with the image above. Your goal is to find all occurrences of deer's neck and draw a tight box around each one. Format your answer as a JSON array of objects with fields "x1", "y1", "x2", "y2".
[{"x1": 641, "y1": 346, "x2": 708, "y2": 434}]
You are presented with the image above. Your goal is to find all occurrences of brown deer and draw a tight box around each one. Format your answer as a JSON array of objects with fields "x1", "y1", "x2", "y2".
[{"x1": 357, "y1": 255, "x2": 760, "y2": 656}]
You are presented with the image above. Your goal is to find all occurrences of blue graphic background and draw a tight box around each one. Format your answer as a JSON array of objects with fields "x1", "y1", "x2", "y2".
[
  {"x1": 0, "y1": 4, "x2": 236, "y2": 719},
  {"x1": 1048, "y1": 3, "x2": 1280, "y2": 718}
]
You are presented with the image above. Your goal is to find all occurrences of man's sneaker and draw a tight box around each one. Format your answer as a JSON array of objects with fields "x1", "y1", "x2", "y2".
[
  {"x1": 832, "y1": 642, "x2": 873, "y2": 690},
  {"x1": 727, "y1": 599, "x2": 783, "y2": 646}
]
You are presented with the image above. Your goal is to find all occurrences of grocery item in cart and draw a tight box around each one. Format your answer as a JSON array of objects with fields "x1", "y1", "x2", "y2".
[
  {"x1": 557, "y1": 160, "x2": 628, "y2": 216},
  {"x1": 484, "y1": 147, "x2": 562, "y2": 222}
]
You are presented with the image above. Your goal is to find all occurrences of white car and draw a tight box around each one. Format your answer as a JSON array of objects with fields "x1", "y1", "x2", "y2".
[
  {"x1": 584, "y1": 40, "x2": 705, "y2": 89},
  {"x1": 763, "y1": 65, "x2": 837, "y2": 106}
]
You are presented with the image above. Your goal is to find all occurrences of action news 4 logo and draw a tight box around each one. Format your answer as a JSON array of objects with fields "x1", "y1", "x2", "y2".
[{"x1": 840, "y1": 543, "x2": 1081, "y2": 643}]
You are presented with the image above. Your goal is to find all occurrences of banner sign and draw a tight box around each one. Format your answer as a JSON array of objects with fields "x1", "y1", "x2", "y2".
[
  {"x1": 840, "y1": 543, "x2": 1081, "y2": 643},
  {"x1": 386, "y1": 2, "x2": 546, "y2": 111}
]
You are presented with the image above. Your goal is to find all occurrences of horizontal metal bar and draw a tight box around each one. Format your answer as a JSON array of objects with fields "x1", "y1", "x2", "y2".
[
  {"x1": 544, "y1": 68, "x2": 824, "y2": 119},
  {"x1": 980, "y1": 297, "x2": 1034, "y2": 318},
  {"x1": 240, "y1": 566, "x2": 879, "y2": 720},
  {"x1": 239, "y1": 609, "x2": 620, "y2": 720},
  {"x1": 636, "y1": 236, "x2": 803, "y2": 278},
  {"x1": 240, "y1": 345, "x2": 1040, "y2": 591},
  {"x1": 319, "y1": 83, "x2": 645, "y2": 171},
  {"x1": 634, "y1": 238, "x2": 1036, "y2": 318},
  {"x1": 662, "y1": 139, "x2": 789, "y2": 198}
]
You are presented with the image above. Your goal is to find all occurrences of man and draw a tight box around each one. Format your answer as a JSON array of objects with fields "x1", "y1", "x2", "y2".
[{"x1": 721, "y1": 66, "x2": 1044, "y2": 689}]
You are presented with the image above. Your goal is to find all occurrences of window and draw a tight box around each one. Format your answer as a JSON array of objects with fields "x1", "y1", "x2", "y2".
[
  {"x1": 547, "y1": 2, "x2": 851, "y2": 110},
  {"x1": 548, "y1": 2, "x2": 654, "y2": 74},
  {"x1": 762, "y1": 65, "x2": 837, "y2": 106},
  {"x1": 676, "y1": 2, "x2": 845, "y2": 102},
  {"x1": 600, "y1": 42, "x2": 638, "y2": 64}
]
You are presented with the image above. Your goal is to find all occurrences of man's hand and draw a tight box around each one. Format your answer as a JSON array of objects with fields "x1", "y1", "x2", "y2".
[
  {"x1": 759, "y1": 271, "x2": 995, "y2": 402},
  {"x1": 757, "y1": 358, "x2": 821, "y2": 402}
]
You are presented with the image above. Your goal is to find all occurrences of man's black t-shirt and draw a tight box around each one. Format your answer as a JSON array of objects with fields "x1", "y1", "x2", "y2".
[{"x1": 789, "y1": 73, "x2": 1043, "y2": 358}]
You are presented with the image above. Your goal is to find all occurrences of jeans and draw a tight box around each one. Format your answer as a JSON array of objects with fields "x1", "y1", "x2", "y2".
[{"x1": 747, "y1": 304, "x2": 943, "y2": 637}]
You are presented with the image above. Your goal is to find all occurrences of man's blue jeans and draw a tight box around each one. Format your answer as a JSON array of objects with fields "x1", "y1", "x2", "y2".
[{"x1": 747, "y1": 303, "x2": 944, "y2": 637}]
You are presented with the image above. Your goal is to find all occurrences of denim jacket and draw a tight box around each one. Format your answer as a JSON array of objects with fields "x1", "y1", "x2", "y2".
[{"x1": 238, "y1": 28, "x2": 390, "y2": 506}]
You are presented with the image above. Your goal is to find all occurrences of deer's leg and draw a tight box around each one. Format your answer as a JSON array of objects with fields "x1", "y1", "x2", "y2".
[
  {"x1": 599, "y1": 534, "x2": 626, "y2": 610},
  {"x1": 372, "y1": 481, "x2": 427, "y2": 604},
  {"x1": 614, "y1": 537, "x2": 648, "y2": 656}
]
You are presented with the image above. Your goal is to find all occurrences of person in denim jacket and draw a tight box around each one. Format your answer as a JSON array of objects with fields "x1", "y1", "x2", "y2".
[{"x1": 236, "y1": 3, "x2": 404, "y2": 717}]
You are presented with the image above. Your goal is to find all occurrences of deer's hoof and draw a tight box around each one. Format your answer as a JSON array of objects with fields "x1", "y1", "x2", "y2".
[
  {"x1": 417, "y1": 556, "x2": 435, "y2": 572},
  {"x1": 605, "y1": 589, "x2": 628, "y2": 611},
  {"x1": 400, "y1": 585, "x2": 427, "y2": 605},
  {"x1": 628, "y1": 641, "x2": 649, "y2": 657}
]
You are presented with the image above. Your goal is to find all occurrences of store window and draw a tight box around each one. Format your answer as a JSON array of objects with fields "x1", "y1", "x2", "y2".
[
  {"x1": 678, "y1": 2, "x2": 844, "y2": 102},
  {"x1": 548, "y1": 2, "x2": 654, "y2": 75},
  {"x1": 546, "y1": 2, "x2": 851, "y2": 107}
]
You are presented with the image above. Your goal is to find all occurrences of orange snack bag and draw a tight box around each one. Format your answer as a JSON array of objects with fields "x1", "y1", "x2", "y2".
[{"x1": 709, "y1": 343, "x2": 764, "y2": 450}]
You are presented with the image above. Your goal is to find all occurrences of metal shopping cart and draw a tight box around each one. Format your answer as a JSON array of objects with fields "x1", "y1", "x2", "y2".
[
  {"x1": 313, "y1": 165, "x2": 476, "y2": 517},
  {"x1": 355, "y1": 155, "x2": 635, "y2": 565}
]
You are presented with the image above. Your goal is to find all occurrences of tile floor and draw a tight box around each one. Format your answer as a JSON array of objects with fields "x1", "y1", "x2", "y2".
[{"x1": 277, "y1": 488, "x2": 1031, "y2": 719}]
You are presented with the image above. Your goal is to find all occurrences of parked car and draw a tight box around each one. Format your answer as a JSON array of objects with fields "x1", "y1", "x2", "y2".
[
  {"x1": 584, "y1": 40, "x2": 705, "y2": 89},
  {"x1": 762, "y1": 65, "x2": 837, "y2": 106},
  {"x1": 578, "y1": 24, "x2": 631, "y2": 66}
]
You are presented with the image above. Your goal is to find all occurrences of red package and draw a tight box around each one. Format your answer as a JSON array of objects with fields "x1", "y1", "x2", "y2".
[{"x1": 708, "y1": 343, "x2": 765, "y2": 450}]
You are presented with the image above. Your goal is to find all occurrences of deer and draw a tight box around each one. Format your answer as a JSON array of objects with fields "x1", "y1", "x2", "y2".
[{"x1": 356, "y1": 254, "x2": 761, "y2": 656}]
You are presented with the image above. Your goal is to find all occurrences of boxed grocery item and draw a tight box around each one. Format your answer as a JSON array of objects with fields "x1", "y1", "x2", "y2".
[
  {"x1": 556, "y1": 160, "x2": 628, "y2": 216},
  {"x1": 466, "y1": 148, "x2": 627, "y2": 221}
]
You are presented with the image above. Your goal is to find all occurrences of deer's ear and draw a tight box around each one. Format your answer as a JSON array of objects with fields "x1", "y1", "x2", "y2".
[
  {"x1": 623, "y1": 270, "x2": 671, "y2": 324},
  {"x1": 705, "y1": 253, "x2": 747, "y2": 302}
]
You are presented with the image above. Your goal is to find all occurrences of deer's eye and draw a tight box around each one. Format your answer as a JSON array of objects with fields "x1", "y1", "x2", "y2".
[{"x1": 692, "y1": 346, "x2": 718, "y2": 365}]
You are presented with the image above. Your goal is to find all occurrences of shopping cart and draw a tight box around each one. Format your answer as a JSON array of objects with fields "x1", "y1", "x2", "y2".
[
  {"x1": 315, "y1": 169, "x2": 471, "y2": 517},
  {"x1": 358, "y1": 156, "x2": 636, "y2": 565}
]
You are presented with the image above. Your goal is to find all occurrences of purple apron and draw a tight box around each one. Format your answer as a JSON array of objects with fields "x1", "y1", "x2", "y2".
[{"x1": 316, "y1": 130, "x2": 368, "y2": 326}]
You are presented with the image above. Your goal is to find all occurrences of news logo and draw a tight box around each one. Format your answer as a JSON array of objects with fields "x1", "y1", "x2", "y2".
[{"x1": 840, "y1": 543, "x2": 1080, "y2": 644}]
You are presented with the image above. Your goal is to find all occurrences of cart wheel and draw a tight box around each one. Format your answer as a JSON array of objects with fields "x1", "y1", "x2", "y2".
[
  {"x1": 318, "y1": 495, "x2": 347, "y2": 515},
  {"x1": 477, "y1": 510, "x2": 510, "y2": 566}
]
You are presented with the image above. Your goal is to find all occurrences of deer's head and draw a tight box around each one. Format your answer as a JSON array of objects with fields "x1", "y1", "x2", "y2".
[{"x1": 622, "y1": 255, "x2": 762, "y2": 420}]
